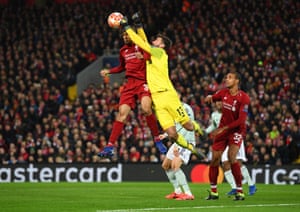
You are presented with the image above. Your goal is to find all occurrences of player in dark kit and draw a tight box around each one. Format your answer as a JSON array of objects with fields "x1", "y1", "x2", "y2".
[
  {"x1": 98, "y1": 31, "x2": 166, "y2": 158},
  {"x1": 204, "y1": 71, "x2": 250, "y2": 201}
]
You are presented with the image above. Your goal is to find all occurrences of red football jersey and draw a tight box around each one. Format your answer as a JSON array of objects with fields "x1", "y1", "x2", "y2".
[
  {"x1": 212, "y1": 88, "x2": 250, "y2": 136},
  {"x1": 109, "y1": 44, "x2": 146, "y2": 81}
]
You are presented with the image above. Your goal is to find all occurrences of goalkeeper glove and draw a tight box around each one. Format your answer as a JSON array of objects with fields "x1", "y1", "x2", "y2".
[
  {"x1": 120, "y1": 16, "x2": 130, "y2": 30},
  {"x1": 132, "y1": 12, "x2": 143, "y2": 28}
]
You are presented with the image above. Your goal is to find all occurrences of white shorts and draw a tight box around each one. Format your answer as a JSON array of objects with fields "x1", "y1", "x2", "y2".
[
  {"x1": 166, "y1": 143, "x2": 192, "y2": 165},
  {"x1": 221, "y1": 141, "x2": 247, "y2": 162}
]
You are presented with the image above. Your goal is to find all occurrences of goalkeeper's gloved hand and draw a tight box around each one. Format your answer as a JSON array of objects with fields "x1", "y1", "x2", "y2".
[
  {"x1": 132, "y1": 12, "x2": 142, "y2": 28},
  {"x1": 120, "y1": 16, "x2": 130, "y2": 30}
]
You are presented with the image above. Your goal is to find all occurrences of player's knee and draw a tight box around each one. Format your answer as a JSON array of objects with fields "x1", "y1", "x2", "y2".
[
  {"x1": 172, "y1": 156, "x2": 182, "y2": 165},
  {"x1": 116, "y1": 113, "x2": 128, "y2": 122},
  {"x1": 228, "y1": 153, "x2": 238, "y2": 164},
  {"x1": 210, "y1": 158, "x2": 220, "y2": 166},
  {"x1": 141, "y1": 108, "x2": 152, "y2": 116},
  {"x1": 228, "y1": 157, "x2": 237, "y2": 164},
  {"x1": 161, "y1": 162, "x2": 170, "y2": 170},
  {"x1": 168, "y1": 132, "x2": 178, "y2": 141},
  {"x1": 211, "y1": 153, "x2": 221, "y2": 166},
  {"x1": 183, "y1": 121, "x2": 193, "y2": 131},
  {"x1": 222, "y1": 161, "x2": 231, "y2": 171},
  {"x1": 173, "y1": 167, "x2": 180, "y2": 172}
]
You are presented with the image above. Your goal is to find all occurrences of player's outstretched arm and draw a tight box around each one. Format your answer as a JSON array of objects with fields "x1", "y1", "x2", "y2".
[
  {"x1": 132, "y1": 12, "x2": 148, "y2": 42},
  {"x1": 120, "y1": 17, "x2": 151, "y2": 54}
]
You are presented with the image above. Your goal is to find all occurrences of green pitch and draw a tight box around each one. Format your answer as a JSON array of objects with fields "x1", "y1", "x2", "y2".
[{"x1": 0, "y1": 182, "x2": 299, "y2": 212}]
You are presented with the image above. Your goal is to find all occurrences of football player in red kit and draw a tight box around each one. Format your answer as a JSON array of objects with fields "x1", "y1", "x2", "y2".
[
  {"x1": 204, "y1": 71, "x2": 250, "y2": 201},
  {"x1": 98, "y1": 31, "x2": 166, "y2": 158}
]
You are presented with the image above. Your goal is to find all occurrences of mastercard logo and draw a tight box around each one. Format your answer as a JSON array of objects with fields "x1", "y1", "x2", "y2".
[{"x1": 190, "y1": 164, "x2": 224, "y2": 183}]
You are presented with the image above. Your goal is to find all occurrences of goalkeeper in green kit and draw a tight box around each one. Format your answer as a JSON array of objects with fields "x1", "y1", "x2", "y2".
[{"x1": 119, "y1": 13, "x2": 204, "y2": 159}]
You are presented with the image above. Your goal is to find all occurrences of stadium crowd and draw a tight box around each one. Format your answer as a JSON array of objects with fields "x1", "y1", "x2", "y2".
[{"x1": 0, "y1": 0, "x2": 299, "y2": 165}]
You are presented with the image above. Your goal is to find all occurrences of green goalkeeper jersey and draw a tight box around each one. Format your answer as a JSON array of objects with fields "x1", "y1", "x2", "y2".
[{"x1": 126, "y1": 28, "x2": 176, "y2": 94}]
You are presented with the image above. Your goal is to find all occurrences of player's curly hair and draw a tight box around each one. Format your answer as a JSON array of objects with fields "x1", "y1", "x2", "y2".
[{"x1": 157, "y1": 34, "x2": 172, "y2": 50}]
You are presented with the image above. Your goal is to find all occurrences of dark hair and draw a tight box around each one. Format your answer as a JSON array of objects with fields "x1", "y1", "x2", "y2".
[
  {"x1": 119, "y1": 26, "x2": 137, "y2": 37},
  {"x1": 230, "y1": 71, "x2": 242, "y2": 85},
  {"x1": 157, "y1": 34, "x2": 172, "y2": 50}
]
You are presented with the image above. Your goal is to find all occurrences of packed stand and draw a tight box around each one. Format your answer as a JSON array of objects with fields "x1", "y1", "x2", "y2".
[{"x1": 0, "y1": 0, "x2": 299, "y2": 165}]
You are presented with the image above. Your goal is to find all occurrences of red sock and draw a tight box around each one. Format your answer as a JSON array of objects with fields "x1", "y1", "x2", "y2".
[
  {"x1": 209, "y1": 165, "x2": 219, "y2": 193},
  {"x1": 145, "y1": 113, "x2": 160, "y2": 138},
  {"x1": 231, "y1": 162, "x2": 243, "y2": 193},
  {"x1": 108, "y1": 121, "x2": 124, "y2": 145}
]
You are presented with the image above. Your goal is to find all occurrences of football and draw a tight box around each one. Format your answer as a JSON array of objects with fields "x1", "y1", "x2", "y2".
[{"x1": 107, "y1": 12, "x2": 124, "y2": 29}]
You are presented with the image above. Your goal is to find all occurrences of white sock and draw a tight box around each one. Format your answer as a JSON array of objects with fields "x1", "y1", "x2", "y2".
[
  {"x1": 241, "y1": 165, "x2": 254, "y2": 186},
  {"x1": 224, "y1": 170, "x2": 236, "y2": 189},
  {"x1": 165, "y1": 170, "x2": 181, "y2": 194},
  {"x1": 174, "y1": 169, "x2": 192, "y2": 196}
]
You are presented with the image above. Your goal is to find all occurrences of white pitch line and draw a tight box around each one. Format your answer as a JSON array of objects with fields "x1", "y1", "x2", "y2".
[{"x1": 97, "y1": 203, "x2": 300, "y2": 212}]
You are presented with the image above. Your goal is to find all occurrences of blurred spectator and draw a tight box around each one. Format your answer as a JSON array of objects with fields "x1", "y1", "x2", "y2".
[{"x1": 0, "y1": 0, "x2": 299, "y2": 165}]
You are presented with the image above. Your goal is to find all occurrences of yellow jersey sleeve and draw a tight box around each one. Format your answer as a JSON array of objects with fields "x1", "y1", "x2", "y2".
[
  {"x1": 126, "y1": 27, "x2": 176, "y2": 94},
  {"x1": 126, "y1": 28, "x2": 151, "y2": 53},
  {"x1": 136, "y1": 27, "x2": 148, "y2": 42}
]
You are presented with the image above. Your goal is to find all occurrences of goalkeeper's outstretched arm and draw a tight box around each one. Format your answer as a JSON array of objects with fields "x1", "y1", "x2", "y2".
[
  {"x1": 126, "y1": 28, "x2": 151, "y2": 54},
  {"x1": 137, "y1": 27, "x2": 148, "y2": 42},
  {"x1": 120, "y1": 17, "x2": 154, "y2": 55},
  {"x1": 132, "y1": 12, "x2": 148, "y2": 42}
]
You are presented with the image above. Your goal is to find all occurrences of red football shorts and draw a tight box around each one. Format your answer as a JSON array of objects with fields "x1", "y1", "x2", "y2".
[
  {"x1": 212, "y1": 131, "x2": 243, "y2": 151},
  {"x1": 119, "y1": 78, "x2": 151, "y2": 109}
]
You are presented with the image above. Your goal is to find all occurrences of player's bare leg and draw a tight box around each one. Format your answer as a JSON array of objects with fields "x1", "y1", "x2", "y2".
[
  {"x1": 166, "y1": 127, "x2": 193, "y2": 153},
  {"x1": 166, "y1": 125, "x2": 204, "y2": 159},
  {"x1": 223, "y1": 159, "x2": 256, "y2": 196},
  {"x1": 162, "y1": 158, "x2": 182, "y2": 199},
  {"x1": 172, "y1": 151, "x2": 194, "y2": 200},
  {"x1": 206, "y1": 150, "x2": 222, "y2": 200},
  {"x1": 182, "y1": 120, "x2": 204, "y2": 136},
  {"x1": 162, "y1": 145, "x2": 194, "y2": 200},
  {"x1": 98, "y1": 104, "x2": 131, "y2": 158},
  {"x1": 141, "y1": 96, "x2": 166, "y2": 153},
  {"x1": 228, "y1": 144, "x2": 245, "y2": 200}
]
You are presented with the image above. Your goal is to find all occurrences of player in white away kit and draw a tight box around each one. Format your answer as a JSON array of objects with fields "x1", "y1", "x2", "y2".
[
  {"x1": 205, "y1": 101, "x2": 257, "y2": 196},
  {"x1": 161, "y1": 101, "x2": 199, "y2": 200}
]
